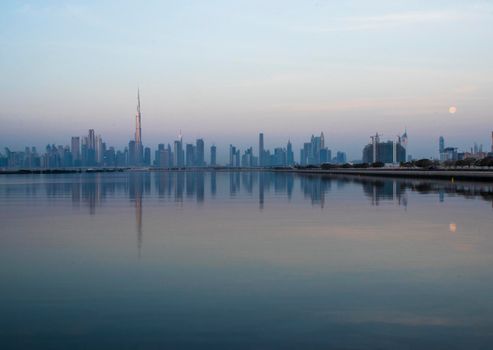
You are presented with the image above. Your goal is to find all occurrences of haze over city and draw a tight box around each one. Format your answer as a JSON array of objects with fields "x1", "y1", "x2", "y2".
[{"x1": 1, "y1": 0, "x2": 493, "y2": 160}]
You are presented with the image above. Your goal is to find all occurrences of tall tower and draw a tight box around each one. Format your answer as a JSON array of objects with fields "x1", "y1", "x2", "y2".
[
  {"x1": 134, "y1": 89, "x2": 143, "y2": 165},
  {"x1": 71, "y1": 137, "x2": 80, "y2": 166},
  {"x1": 135, "y1": 89, "x2": 142, "y2": 146},
  {"x1": 259, "y1": 132, "x2": 264, "y2": 166},
  {"x1": 401, "y1": 129, "x2": 408, "y2": 148},
  {"x1": 210, "y1": 145, "x2": 217, "y2": 166}
]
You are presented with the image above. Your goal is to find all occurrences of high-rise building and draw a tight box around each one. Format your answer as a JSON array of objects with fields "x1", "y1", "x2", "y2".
[
  {"x1": 235, "y1": 149, "x2": 240, "y2": 167},
  {"x1": 299, "y1": 133, "x2": 330, "y2": 165},
  {"x1": 442, "y1": 147, "x2": 458, "y2": 161},
  {"x1": 155, "y1": 144, "x2": 173, "y2": 168},
  {"x1": 241, "y1": 147, "x2": 256, "y2": 167},
  {"x1": 439, "y1": 136, "x2": 445, "y2": 160},
  {"x1": 144, "y1": 147, "x2": 151, "y2": 166},
  {"x1": 135, "y1": 89, "x2": 143, "y2": 164},
  {"x1": 88, "y1": 129, "x2": 96, "y2": 150},
  {"x1": 186, "y1": 144, "x2": 195, "y2": 167},
  {"x1": 210, "y1": 145, "x2": 217, "y2": 166},
  {"x1": 335, "y1": 151, "x2": 347, "y2": 164},
  {"x1": 287, "y1": 140, "x2": 294, "y2": 166},
  {"x1": 259, "y1": 133, "x2": 264, "y2": 166},
  {"x1": 196, "y1": 139, "x2": 205, "y2": 166},
  {"x1": 174, "y1": 136, "x2": 184, "y2": 168},
  {"x1": 95, "y1": 135, "x2": 103, "y2": 164},
  {"x1": 155, "y1": 144, "x2": 165, "y2": 167},
  {"x1": 273, "y1": 147, "x2": 286, "y2": 166},
  {"x1": 362, "y1": 133, "x2": 406, "y2": 164},
  {"x1": 86, "y1": 129, "x2": 96, "y2": 166},
  {"x1": 128, "y1": 140, "x2": 136, "y2": 166},
  {"x1": 229, "y1": 145, "x2": 236, "y2": 167},
  {"x1": 401, "y1": 129, "x2": 408, "y2": 149},
  {"x1": 71, "y1": 137, "x2": 80, "y2": 166}
]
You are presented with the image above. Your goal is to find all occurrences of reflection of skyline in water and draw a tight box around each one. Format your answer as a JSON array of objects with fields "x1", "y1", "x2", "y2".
[
  {"x1": 1, "y1": 171, "x2": 493, "y2": 256},
  {"x1": 1, "y1": 172, "x2": 493, "y2": 211},
  {"x1": 2, "y1": 171, "x2": 493, "y2": 350}
]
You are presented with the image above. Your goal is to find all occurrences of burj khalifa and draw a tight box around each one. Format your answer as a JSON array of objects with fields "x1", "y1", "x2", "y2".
[{"x1": 135, "y1": 89, "x2": 143, "y2": 164}]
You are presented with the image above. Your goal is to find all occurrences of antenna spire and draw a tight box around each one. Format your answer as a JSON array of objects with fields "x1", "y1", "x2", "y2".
[{"x1": 137, "y1": 88, "x2": 141, "y2": 113}]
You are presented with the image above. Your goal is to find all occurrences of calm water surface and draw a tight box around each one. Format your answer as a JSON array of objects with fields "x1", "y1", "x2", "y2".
[{"x1": 1, "y1": 171, "x2": 493, "y2": 349}]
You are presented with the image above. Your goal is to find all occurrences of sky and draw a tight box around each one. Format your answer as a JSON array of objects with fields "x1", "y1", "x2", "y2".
[{"x1": 1, "y1": 0, "x2": 492, "y2": 161}]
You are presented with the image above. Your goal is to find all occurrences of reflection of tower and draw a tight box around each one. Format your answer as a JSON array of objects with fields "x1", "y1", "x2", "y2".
[
  {"x1": 135, "y1": 190, "x2": 143, "y2": 258},
  {"x1": 259, "y1": 172, "x2": 264, "y2": 210},
  {"x1": 130, "y1": 173, "x2": 143, "y2": 258},
  {"x1": 210, "y1": 145, "x2": 217, "y2": 166},
  {"x1": 175, "y1": 172, "x2": 184, "y2": 201},
  {"x1": 210, "y1": 171, "x2": 217, "y2": 196},
  {"x1": 229, "y1": 172, "x2": 240, "y2": 195},
  {"x1": 196, "y1": 172, "x2": 205, "y2": 203},
  {"x1": 259, "y1": 133, "x2": 264, "y2": 167},
  {"x1": 287, "y1": 173, "x2": 294, "y2": 199},
  {"x1": 242, "y1": 172, "x2": 253, "y2": 194}
]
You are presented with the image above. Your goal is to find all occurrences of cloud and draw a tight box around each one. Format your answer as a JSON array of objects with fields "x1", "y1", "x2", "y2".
[{"x1": 295, "y1": 9, "x2": 481, "y2": 33}]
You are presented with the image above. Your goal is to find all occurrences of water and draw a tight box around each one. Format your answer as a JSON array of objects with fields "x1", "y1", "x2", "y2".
[{"x1": 1, "y1": 171, "x2": 492, "y2": 349}]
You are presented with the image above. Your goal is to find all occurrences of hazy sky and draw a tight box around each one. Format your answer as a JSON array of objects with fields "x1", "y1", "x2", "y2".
[{"x1": 1, "y1": 0, "x2": 492, "y2": 160}]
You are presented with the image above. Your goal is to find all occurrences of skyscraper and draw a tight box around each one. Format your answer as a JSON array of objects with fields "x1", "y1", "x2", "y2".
[
  {"x1": 259, "y1": 132, "x2": 264, "y2": 166},
  {"x1": 135, "y1": 89, "x2": 142, "y2": 145},
  {"x1": 229, "y1": 145, "x2": 236, "y2": 167},
  {"x1": 196, "y1": 139, "x2": 205, "y2": 166},
  {"x1": 86, "y1": 129, "x2": 96, "y2": 166},
  {"x1": 439, "y1": 136, "x2": 445, "y2": 161},
  {"x1": 401, "y1": 129, "x2": 408, "y2": 149},
  {"x1": 135, "y1": 89, "x2": 143, "y2": 165},
  {"x1": 71, "y1": 137, "x2": 80, "y2": 166},
  {"x1": 174, "y1": 134, "x2": 184, "y2": 168},
  {"x1": 362, "y1": 133, "x2": 406, "y2": 164},
  {"x1": 88, "y1": 129, "x2": 96, "y2": 150},
  {"x1": 128, "y1": 140, "x2": 136, "y2": 165},
  {"x1": 95, "y1": 134, "x2": 103, "y2": 164},
  {"x1": 299, "y1": 133, "x2": 329, "y2": 165},
  {"x1": 186, "y1": 143, "x2": 195, "y2": 167},
  {"x1": 210, "y1": 145, "x2": 217, "y2": 166},
  {"x1": 287, "y1": 140, "x2": 294, "y2": 165}
]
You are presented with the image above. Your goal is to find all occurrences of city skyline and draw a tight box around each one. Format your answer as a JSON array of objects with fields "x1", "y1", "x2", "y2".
[
  {"x1": 1, "y1": 88, "x2": 492, "y2": 167},
  {"x1": 1, "y1": 1, "x2": 493, "y2": 159}
]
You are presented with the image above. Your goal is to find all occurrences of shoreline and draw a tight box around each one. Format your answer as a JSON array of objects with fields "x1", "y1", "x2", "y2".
[
  {"x1": 284, "y1": 168, "x2": 493, "y2": 182},
  {"x1": 1, "y1": 167, "x2": 493, "y2": 182}
]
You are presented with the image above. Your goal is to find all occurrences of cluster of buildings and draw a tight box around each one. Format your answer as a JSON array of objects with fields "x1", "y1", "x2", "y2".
[
  {"x1": 439, "y1": 134, "x2": 493, "y2": 161},
  {"x1": 227, "y1": 133, "x2": 296, "y2": 168},
  {"x1": 153, "y1": 135, "x2": 207, "y2": 168},
  {"x1": 3, "y1": 90, "x2": 492, "y2": 170},
  {"x1": 0, "y1": 91, "x2": 151, "y2": 169},
  {"x1": 0, "y1": 91, "x2": 350, "y2": 169},
  {"x1": 0, "y1": 130, "x2": 133, "y2": 169},
  {"x1": 362, "y1": 131, "x2": 408, "y2": 164}
]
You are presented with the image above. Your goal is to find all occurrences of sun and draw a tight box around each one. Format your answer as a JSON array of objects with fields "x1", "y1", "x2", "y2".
[{"x1": 449, "y1": 106, "x2": 457, "y2": 114}]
